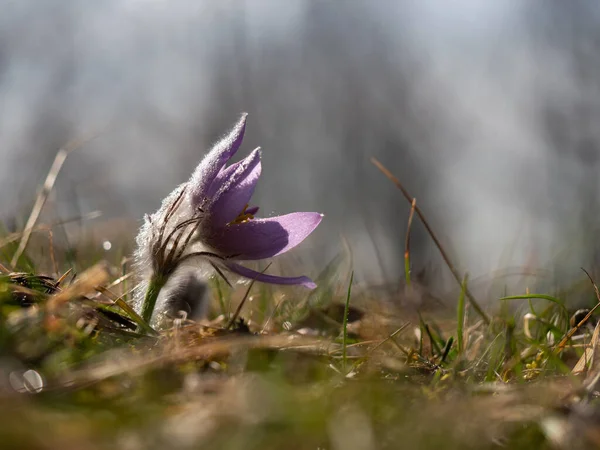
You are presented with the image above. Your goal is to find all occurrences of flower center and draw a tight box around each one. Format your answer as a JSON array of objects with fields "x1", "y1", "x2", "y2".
[{"x1": 231, "y1": 204, "x2": 255, "y2": 224}]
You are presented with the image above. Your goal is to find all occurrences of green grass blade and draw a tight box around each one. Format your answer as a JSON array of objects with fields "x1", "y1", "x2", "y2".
[
  {"x1": 500, "y1": 294, "x2": 568, "y2": 315},
  {"x1": 342, "y1": 271, "x2": 354, "y2": 375},
  {"x1": 404, "y1": 254, "x2": 411, "y2": 287},
  {"x1": 213, "y1": 277, "x2": 227, "y2": 317}
]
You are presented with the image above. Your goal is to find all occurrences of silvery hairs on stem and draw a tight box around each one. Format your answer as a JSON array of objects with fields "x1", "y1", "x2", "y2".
[{"x1": 133, "y1": 113, "x2": 323, "y2": 326}]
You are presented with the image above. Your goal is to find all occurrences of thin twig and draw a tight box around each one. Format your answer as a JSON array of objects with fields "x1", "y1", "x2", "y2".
[{"x1": 371, "y1": 157, "x2": 490, "y2": 325}]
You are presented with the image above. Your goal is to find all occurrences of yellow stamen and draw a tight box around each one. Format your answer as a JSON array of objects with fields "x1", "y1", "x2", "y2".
[{"x1": 231, "y1": 204, "x2": 255, "y2": 224}]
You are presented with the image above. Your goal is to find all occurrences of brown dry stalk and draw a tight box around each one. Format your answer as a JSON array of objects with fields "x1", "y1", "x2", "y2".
[{"x1": 371, "y1": 157, "x2": 490, "y2": 325}]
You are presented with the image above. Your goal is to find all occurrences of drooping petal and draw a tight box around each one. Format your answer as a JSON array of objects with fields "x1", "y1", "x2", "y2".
[
  {"x1": 189, "y1": 113, "x2": 247, "y2": 205},
  {"x1": 224, "y1": 261, "x2": 316, "y2": 289},
  {"x1": 207, "y1": 212, "x2": 323, "y2": 260},
  {"x1": 208, "y1": 148, "x2": 262, "y2": 226}
]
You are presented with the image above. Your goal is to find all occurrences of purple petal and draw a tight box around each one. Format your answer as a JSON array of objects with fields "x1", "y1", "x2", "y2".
[
  {"x1": 189, "y1": 113, "x2": 247, "y2": 205},
  {"x1": 205, "y1": 160, "x2": 243, "y2": 199},
  {"x1": 208, "y1": 148, "x2": 262, "y2": 226},
  {"x1": 207, "y1": 212, "x2": 323, "y2": 260},
  {"x1": 245, "y1": 206, "x2": 259, "y2": 216},
  {"x1": 224, "y1": 261, "x2": 316, "y2": 289}
]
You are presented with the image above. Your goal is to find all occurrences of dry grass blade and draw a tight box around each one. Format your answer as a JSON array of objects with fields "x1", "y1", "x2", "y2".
[
  {"x1": 56, "y1": 268, "x2": 73, "y2": 286},
  {"x1": 11, "y1": 133, "x2": 102, "y2": 267},
  {"x1": 371, "y1": 157, "x2": 490, "y2": 325},
  {"x1": 572, "y1": 321, "x2": 600, "y2": 375},
  {"x1": 46, "y1": 263, "x2": 110, "y2": 312}
]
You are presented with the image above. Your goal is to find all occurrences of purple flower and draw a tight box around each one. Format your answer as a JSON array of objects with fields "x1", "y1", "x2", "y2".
[
  {"x1": 135, "y1": 113, "x2": 322, "y2": 304},
  {"x1": 188, "y1": 113, "x2": 322, "y2": 288}
]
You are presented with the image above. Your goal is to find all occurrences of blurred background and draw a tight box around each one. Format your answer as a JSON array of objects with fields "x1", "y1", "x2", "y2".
[{"x1": 2, "y1": 0, "x2": 600, "y2": 297}]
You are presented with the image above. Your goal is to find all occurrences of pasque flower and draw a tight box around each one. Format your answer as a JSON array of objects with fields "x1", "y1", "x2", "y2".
[{"x1": 134, "y1": 113, "x2": 323, "y2": 324}]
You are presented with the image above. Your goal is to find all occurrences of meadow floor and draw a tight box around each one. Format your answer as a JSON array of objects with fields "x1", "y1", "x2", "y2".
[{"x1": 2, "y1": 234, "x2": 600, "y2": 450}]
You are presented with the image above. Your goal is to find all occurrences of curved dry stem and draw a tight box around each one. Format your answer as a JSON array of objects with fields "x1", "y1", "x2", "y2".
[
  {"x1": 164, "y1": 217, "x2": 203, "y2": 268},
  {"x1": 173, "y1": 218, "x2": 204, "y2": 262},
  {"x1": 156, "y1": 216, "x2": 202, "y2": 273}
]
